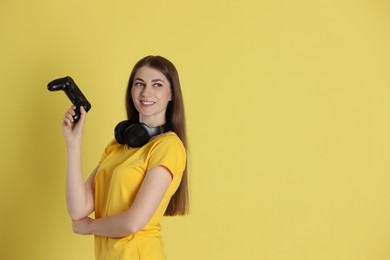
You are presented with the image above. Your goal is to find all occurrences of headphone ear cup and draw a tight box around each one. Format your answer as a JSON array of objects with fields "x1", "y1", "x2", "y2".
[
  {"x1": 114, "y1": 120, "x2": 133, "y2": 144},
  {"x1": 123, "y1": 123, "x2": 151, "y2": 148},
  {"x1": 114, "y1": 120, "x2": 170, "y2": 148}
]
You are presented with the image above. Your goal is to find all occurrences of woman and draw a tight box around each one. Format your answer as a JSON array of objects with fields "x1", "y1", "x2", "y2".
[{"x1": 62, "y1": 55, "x2": 189, "y2": 259}]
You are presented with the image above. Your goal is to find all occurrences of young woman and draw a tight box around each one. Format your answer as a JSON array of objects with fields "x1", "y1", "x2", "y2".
[{"x1": 62, "y1": 56, "x2": 189, "y2": 259}]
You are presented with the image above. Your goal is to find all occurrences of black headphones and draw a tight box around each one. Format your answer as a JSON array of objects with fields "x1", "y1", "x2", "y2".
[{"x1": 114, "y1": 120, "x2": 171, "y2": 148}]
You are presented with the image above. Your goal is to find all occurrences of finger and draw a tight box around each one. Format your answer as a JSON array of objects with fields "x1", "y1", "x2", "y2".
[
  {"x1": 77, "y1": 106, "x2": 87, "y2": 125},
  {"x1": 80, "y1": 106, "x2": 86, "y2": 115},
  {"x1": 63, "y1": 117, "x2": 73, "y2": 128},
  {"x1": 68, "y1": 108, "x2": 76, "y2": 116},
  {"x1": 65, "y1": 112, "x2": 74, "y2": 123}
]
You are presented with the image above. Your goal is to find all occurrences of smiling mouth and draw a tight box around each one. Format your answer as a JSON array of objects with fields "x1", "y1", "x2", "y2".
[{"x1": 141, "y1": 101, "x2": 155, "y2": 105}]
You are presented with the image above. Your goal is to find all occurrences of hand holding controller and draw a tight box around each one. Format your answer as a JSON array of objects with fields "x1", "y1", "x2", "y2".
[{"x1": 47, "y1": 76, "x2": 91, "y2": 122}]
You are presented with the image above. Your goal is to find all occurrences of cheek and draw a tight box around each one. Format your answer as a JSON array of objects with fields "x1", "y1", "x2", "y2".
[
  {"x1": 156, "y1": 90, "x2": 170, "y2": 102},
  {"x1": 131, "y1": 88, "x2": 138, "y2": 102},
  {"x1": 164, "y1": 93, "x2": 172, "y2": 101},
  {"x1": 165, "y1": 90, "x2": 173, "y2": 101}
]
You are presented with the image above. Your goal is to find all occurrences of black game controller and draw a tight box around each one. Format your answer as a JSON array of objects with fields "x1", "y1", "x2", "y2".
[{"x1": 47, "y1": 76, "x2": 91, "y2": 122}]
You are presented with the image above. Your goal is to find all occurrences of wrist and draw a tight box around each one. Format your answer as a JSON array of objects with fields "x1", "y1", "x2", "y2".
[
  {"x1": 66, "y1": 140, "x2": 82, "y2": 154},
  {"x1": 66, "y1": 139, "x2": 82, "y2": 147}
]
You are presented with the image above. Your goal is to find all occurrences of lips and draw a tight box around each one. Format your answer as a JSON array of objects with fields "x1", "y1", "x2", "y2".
[{"x1": 141, "y1": 101, "x2": 155, "y2": 106}]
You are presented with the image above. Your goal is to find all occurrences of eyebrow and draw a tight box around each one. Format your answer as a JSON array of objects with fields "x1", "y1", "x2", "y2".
[{"x1": 134, "y1": 78, "x2": 165, "y2": 83}]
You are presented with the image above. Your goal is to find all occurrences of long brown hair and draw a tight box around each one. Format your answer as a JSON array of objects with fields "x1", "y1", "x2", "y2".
[{"x1": 125, "y1": 55, "x2": 189, "y2": 216}]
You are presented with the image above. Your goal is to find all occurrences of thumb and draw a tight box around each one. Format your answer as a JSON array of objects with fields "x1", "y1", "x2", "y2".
[{"x1": 75, "y1": 106, "x2": 87, "y2": 128}]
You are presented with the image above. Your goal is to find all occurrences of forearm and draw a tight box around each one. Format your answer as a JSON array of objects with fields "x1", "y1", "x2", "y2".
[
  {"x1": 66, "y1": 141, "x2": 90, "y2": 219},
  {"x1": 82, "y1": 211, "x2": 140, "y2": 238}
]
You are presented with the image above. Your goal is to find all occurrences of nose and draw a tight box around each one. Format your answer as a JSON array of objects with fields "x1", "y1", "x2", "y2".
[{"x1": 140, "y1": 84, "x2": 152, "y2": 97}]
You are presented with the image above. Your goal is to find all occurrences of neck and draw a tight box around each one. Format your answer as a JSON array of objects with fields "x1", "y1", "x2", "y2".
[{"x1": 139, "y1": 115, "x2": 166, "y2": 128}]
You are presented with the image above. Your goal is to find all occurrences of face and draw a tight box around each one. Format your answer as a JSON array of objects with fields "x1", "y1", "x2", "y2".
[{"x1": 131, "y1": 66, "x2": 172, "y2": 126}]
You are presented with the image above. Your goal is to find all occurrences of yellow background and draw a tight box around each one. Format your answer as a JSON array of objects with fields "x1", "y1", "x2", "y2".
[{"x1": 1, "y1": 0, "x2": 390, "y2": 259}]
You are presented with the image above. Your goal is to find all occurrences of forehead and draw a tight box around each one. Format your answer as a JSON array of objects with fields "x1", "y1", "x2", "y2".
[{"x1": 134, "y1": 66, "x2": 169, "y2": 82}]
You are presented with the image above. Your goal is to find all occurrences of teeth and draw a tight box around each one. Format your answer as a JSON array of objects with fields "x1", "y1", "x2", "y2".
[{"x1": 141, "y1": 101, "x2": 155, "y2": 105}]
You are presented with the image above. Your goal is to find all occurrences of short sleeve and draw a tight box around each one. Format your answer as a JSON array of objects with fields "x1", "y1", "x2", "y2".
[{"x1": 148, "y1": 135, "x2": 186, "y2": 180}]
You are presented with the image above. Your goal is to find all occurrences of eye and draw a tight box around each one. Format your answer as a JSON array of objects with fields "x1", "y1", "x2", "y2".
[
  {"x1": 153, "y1": 83, "x2": 163, "y2": 88},
  {"x1": 134, "y1": 82, "x2": 145, "y2": 87}
]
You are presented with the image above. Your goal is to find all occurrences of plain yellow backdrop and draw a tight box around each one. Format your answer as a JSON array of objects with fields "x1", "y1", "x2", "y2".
[{"x1": 1, "y1": 0, "x2": 390, "y2": 259}]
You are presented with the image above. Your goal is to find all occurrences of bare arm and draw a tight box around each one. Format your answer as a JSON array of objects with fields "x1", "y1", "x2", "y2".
[
  {"x1": 63, "y1": 106, "x2": 96, "y2": 220},
  {"x1": 72, "y1": 165, "x2": 172, "y2": 238},
  {"x1": 66, "y1": 159, "x2": 98, "y2": 220}
]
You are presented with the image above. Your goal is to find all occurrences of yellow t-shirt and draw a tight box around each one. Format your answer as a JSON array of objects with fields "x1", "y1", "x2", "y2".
[{"x1": 94, "y1": 131, "x2": 186, "y2": 260}]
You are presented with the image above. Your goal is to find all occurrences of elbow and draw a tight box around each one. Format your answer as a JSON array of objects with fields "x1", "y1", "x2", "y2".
[
  {"x1": 69, "y1": 212, "x2": 85, "y2": 221},
  {"x1": 68, "y1": 209, "x2": 91, "y2": 221},
  {"x1": 68, "y1": 205, "x2": 94, "y2": 221}
]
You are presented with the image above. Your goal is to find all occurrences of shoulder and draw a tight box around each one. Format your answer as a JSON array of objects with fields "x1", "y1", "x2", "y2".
[
  {"x1": 151, "y1": 132, "x2": 185, "y2": 150},
  {"x1": 147, "y1": 132, "x2": 187, "y2": 176},
  {"x1": 147, "y1": 132, "x2": 186, "y2": 160},
  {"x1": 105, "y1": 138, "x2": 122, "y2": 151},
  {"x1": 99, "y1": 139, "x2": 122, "y2": 162}
]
